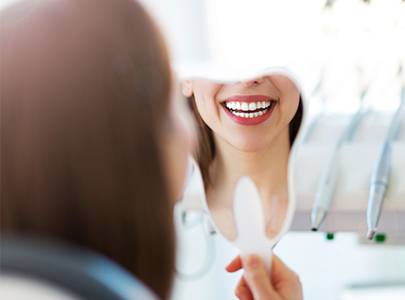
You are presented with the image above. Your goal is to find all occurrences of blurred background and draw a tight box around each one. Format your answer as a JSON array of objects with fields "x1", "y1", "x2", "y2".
[
  {"x1": 141, "y1": 0, "x2": 405, "y2": 112},
  {"x1": 1, "y1": 0, "x2": 404, "y2": 299}
]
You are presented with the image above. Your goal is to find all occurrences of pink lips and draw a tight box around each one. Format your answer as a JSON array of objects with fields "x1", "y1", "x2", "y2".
[{"x1": 221, "y1": 94, "x2": 275, "y2": 126}]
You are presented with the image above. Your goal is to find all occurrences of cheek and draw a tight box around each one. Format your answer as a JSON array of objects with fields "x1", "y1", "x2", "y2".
[
  {"x1": 279, "y1": 95, "x2": 300, "y2": 126},
  {"x1": 194, "y1": 94, "x2": 219, "y2": 129}
]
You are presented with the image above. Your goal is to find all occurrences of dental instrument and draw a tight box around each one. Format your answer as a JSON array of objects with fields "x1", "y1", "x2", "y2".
[
  {"x1": 366, "y1": 83, "x2": 405, "y2": 240},
  {"x1": 311, "y1": 88, "x2": 369, "y2": 231}
]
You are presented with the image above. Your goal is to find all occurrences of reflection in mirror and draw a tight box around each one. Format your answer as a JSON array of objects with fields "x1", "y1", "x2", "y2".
[{"x1": 182, "y1": 73, "x2": 303, "y2": 243}]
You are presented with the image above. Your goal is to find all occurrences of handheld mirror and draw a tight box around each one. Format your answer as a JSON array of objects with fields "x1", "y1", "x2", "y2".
[{"x1": 181, "y1": 69, "x2": 304, "y2": 273}]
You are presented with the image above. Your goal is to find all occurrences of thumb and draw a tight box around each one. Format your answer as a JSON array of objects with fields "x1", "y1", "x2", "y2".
[
  {"x1": 242, "y1": 255, "x2": 279, "y2": 300},
  {"x1": 271, "y1": 255, "x2": 303, "y2": 299}
]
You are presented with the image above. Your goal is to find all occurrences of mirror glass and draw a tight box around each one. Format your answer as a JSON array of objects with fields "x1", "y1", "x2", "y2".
[{"x1": 182, "y1": 72, "x2": 304, "y2": 242}]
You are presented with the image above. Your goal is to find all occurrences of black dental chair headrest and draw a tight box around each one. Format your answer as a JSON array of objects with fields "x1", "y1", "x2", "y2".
[{"x1": 0, "y1": 237, "x2": 158, "y2": 300}]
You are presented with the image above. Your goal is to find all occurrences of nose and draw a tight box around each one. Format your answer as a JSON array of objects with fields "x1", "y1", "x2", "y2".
[{"x1": 242, "y1": 76, "x2": 264, "y2": 87}]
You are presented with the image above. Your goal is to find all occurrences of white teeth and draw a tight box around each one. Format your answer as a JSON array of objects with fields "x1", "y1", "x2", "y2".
[
  {"x1": 226, "y1": 101, "x2": 271, "y2": 111},
  {"x1": 225, "y1": 100, "x2": 273, "y2": 118},
  {"x1": 231, "y1": 110, "x2": 268, "y2": 118},
  {"x1": 226, "y1": 102, "x2": 235, "y2": 110}
]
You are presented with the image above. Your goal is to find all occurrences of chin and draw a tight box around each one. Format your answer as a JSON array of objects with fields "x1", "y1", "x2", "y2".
[{"x1": 227, "y1": 135, "x2": 273, "y2": 152}]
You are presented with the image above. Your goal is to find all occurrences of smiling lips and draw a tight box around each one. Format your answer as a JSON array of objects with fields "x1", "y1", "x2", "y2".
[{"x1": 221, "y1": 95, "x2": 276, "y2": 126}]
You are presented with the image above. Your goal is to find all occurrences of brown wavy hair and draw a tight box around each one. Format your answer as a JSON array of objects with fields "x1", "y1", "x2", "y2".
[
  {"x1": 189, "y1": 95, "x2": 303, "y2": 188},
  {"x1": 1, "y1": 0, "x2": 174, "y2": 298}
]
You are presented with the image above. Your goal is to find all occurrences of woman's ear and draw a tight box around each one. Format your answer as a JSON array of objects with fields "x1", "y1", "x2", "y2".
[{"x1": 181, "y1": 80, "x2": 193, "y2": 97}]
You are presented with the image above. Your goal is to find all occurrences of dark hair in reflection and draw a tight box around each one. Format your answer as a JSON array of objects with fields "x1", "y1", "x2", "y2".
[
  {"x1": 1, "y1": 0, "x2": 174, "y2": 298},
  {"x1": 189, "y1": 95, "x2": 303, "y2": 187}
]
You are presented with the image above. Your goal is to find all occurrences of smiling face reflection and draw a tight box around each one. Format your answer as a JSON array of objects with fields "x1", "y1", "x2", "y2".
[
  {"x1": 183, "y1": 75, "x2": 300, "y2": 152},
  {"x1": 182, "y1": 74, "x2": 301, "y2": 240}
]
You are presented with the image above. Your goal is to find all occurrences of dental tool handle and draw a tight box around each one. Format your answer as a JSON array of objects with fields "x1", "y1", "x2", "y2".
[
  {"x1": 367, "y1": 184, "x2": 387, "y2": 240},
  {"x1": 311, "y1": 184, "x2": 334, "y2": 231},
  {"x1": 385, "y1": 98, "x2": 404, "y2": 142},
  {"x1": 366, "y1": 143, "x2": 391, "y2": 240},
  {"x1": 372, "y1": 143, "x2": 392, "y2": 184},
  {"x1": 311, "y1": 150, "x2": 339, "y2": 230},
  {"x1": 311, "y1": 106, "x2": 365, "y2": 230},
  {"x1": 339, "y1": 109, "x2": 366, "y2": 145}
]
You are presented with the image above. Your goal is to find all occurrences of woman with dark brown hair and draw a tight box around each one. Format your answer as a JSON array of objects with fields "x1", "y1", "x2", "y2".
[
  {"x1": 181, "y1": 75, "x2": 303, "y2": 239},
  {"x1": 180, "y1": 74, "x2": 304, "y2": 299},
  {"x1": 0, "y1": 0, "x2": 194, "y2": 298}
]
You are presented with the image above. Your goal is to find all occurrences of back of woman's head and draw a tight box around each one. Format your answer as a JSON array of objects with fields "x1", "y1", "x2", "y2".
[{"x1": 1, "y1": 0, "x2": 174, "y2": 298}]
